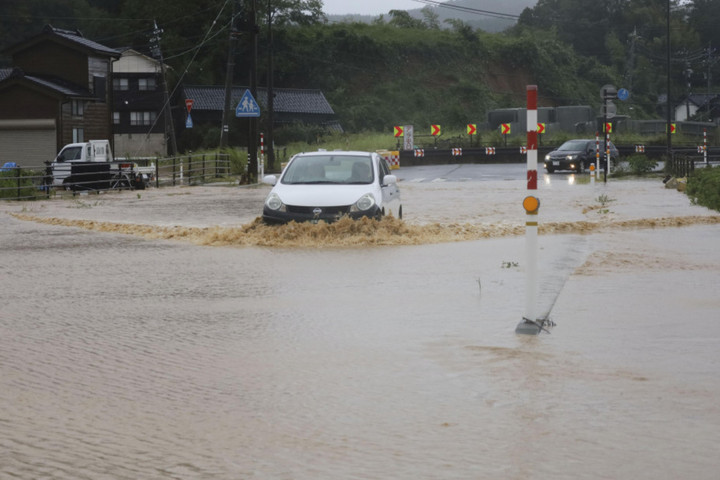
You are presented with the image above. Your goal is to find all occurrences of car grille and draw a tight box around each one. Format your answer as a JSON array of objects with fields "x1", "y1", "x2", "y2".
[{"x1": 286, "y1": 205, "x2": 351, "y2": 215}]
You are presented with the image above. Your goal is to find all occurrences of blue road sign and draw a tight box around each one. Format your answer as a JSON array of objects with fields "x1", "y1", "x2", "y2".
[
  {"x1": 185, "y1": 113, "x2": 193, "y2": 128},
  {"x1": 617, "y1": 88, "x2": 630, "y2": 101},
  {"x1": 235, "y1": 89, "x2": 261, "y2": 117}
]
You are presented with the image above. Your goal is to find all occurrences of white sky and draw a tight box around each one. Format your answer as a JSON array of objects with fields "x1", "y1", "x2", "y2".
[{"x1": 322, "y1": 0, "x2": 422, "y2": 16}]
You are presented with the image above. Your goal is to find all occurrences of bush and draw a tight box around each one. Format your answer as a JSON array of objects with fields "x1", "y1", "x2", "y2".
[
  {"x1": 626, "y1": 154, "x2": 657, "y2": 174},
  {"x1": 0, "y1": 169, "x2": 40, "y2": 199},
  {"x1": 686, "y1": 166, "x2": 720, "y2": 212},
  {"x1": 219, "y1": 147, "x2": 248, "y2": 176}
]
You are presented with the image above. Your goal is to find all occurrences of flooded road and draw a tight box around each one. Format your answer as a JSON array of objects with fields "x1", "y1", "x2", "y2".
[{"x1": 2, "y1": 166, "x2": 720, "y2": 479}]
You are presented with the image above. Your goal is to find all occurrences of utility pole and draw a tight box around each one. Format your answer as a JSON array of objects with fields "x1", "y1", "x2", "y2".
[
  {"x1": 220, "y1": 1, "x2": 239, "y2": 149},
  {"x1": 666, "y1": 0, "x2": 672, "y2": 158},
  {"x1": 266, "y1": 2, "x2": 276, "y2": 172},
  {"x1": 624, "y1": 27, "x2": 638, "y2": 106},
  {"x1": 150, "y1": 20, "x2": 178, "y2": 156},
  {"x1": 248, "y1": 0, "x2": 259, "y2": 183}
]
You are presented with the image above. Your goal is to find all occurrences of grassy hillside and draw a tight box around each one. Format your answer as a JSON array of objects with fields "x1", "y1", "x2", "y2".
[{"x1": 265, "y1": 21, "x2": 614, "y2": 140}]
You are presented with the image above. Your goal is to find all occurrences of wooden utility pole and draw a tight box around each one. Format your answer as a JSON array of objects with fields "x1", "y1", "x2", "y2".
[
  {"x1": 151, "y1": 20, "x2": 178, "y2": 156},
  {"x1": 220, "y1": 1, "x2": 239, "y2": 149},
  {"x1": 266, "y1": 2, "x2": 276, "y2": 172},
  {"x1": 248, "y1": 0, "x2": 258, "y2": 183}
]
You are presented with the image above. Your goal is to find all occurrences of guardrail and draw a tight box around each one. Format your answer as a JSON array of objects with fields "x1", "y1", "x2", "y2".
[
  {"x1": 0, "y1": 153, "x2": 232, "y2": 201},
  {"x1": 153, "y1": 153, "x2": 231, "y2": 187}
]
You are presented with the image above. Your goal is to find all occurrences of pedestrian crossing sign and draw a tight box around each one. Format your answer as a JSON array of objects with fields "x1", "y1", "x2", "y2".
[{"x1": 235, "y1": 89, "x2": 261, "y2": 117}]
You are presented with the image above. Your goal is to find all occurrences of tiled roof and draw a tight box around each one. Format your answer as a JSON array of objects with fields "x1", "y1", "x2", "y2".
[
  {"x1": 0, "y1": 68, "x2": 90, "y2": 97},
  {"x1": 183, "y1": 85, "x2": 335, "y2": 115},
  {"x1": 26, "y1": 74, "x2": 91, "y2": 96},
  {"x1": 3, "y1": 25, "x2": 120, "y2": 58},
  {"x1": 44, "y1": 25, "x2": 120, "y2": 57}
]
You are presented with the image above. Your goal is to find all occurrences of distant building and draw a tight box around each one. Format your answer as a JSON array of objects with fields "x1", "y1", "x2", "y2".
[
  {"x1": 0, "y1": 25, "x2": 120, "y2": 165},
  {"x1": 112, "y1": 48, "x2": 171, "y2": 157},
  {"x1": 674, "y1": 93, "x2": 720, "y2": 122},
  {"x1": 182, "y1": 85, "x2": 341, "y2": 132}
]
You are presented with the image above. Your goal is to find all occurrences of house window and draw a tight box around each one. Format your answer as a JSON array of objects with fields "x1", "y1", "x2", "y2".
[
  {"x1": 113, "y1": 112, "x2": 120, "y2": 124},
  {"x1": 138, "y1": 78, "x2": 157, "y2": 91},
  {"x1": 71, "y1": 100, "x2": 84, "y2": 117},
  {"x1": 113, "y1": 78, "x2": 129, "y2": 91},
  {"x1": 130, "y1": 111, "x2": 157, "y2": 126},
  {"x1": 73, "y1": 128, "x2": 84, "y2": 143}
]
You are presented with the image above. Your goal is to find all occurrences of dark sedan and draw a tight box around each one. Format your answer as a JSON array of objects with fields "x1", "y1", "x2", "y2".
[{"x1": 544, "y1": 139, "x2": 619, "y2": 173}]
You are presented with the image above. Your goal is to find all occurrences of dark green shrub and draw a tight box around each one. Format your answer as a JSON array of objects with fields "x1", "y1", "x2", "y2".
[
  {"x1": 686, "y1": 166, "x2": 720, "y2": 212},
  {"x1": 0, "y1": 169, "x2": 39, "y2": 200},
  {"x1": 626, "y1": 154, "x2": 658, "y2": 174}
]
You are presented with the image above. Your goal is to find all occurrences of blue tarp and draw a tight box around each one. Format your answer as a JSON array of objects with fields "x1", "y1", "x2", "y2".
[{"x1": 1, "y1": 162, "x2": 18, "y2": 172}]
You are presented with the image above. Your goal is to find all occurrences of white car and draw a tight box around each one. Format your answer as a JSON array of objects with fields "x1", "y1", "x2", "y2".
[{"x1": 262, "y1": 150, "x2": 402, "y2": 224}]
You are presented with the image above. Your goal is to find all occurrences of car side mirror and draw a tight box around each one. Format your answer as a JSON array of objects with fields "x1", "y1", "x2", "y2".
[
  {"x1": 262, "y1": 175, "x2": 277, "y2": 186},
  {"x1": 382, "y1": 174, "x2": 397, "y2": 186}
]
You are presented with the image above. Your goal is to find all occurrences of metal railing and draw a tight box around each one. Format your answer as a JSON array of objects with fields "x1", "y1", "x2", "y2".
[
  {"x1": 0, "y1": 153, "x2": 232, "y2": 201},
  {"x1": 154, "y1": 153, "x2": 232, "y2": 187},
  {"x1": 666, "y1": 153, "x2": 720, "y2": 178}
]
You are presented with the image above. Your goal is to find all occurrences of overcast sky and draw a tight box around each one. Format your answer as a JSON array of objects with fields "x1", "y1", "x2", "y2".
[{"x1": 322, "y1": 0, "x2": 422, "y2": 16}]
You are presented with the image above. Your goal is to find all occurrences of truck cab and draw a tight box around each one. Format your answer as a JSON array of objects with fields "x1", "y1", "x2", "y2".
[{"x1": 50, "y1": 140, "x2": 113, "y2": 186}]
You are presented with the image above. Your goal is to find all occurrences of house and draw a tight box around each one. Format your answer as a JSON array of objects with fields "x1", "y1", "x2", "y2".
[
  {"x1": 674, "y1": 93, "x2": 720, "y2": 122},
  {"x1": 182, "y1": 85, "x2": 341, "y2": 132},
  {"x1": 0, "y1": 25, "x2": 120, "y2": 166},
  {"x1": 112, "y1": 48, "x2": 171, "y2": 157}
]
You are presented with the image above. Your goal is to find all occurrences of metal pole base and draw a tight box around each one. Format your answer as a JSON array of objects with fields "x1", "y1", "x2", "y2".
[{"x1": 515, "y1": 317, "x2": 554, "y2": 335}]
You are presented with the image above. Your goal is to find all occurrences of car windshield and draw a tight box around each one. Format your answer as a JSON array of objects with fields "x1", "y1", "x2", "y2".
[
  {"x1": 58, "y1": 146, "x2": 83, "y2": 162},
  {"x1": 281, "y1": 155, "x2": 374, "y2": 185},
  {"x1": 557, "y1": 140, "x2": 589, "y2": 152}
]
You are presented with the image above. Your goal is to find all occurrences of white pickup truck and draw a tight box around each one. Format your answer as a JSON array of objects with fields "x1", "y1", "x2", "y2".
[{"x1": 49, "y1": 140, "x2": 154, "y2": 190}]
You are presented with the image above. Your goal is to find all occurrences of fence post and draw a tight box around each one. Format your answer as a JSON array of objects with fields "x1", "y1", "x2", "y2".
[
  {"x1": 188, "y1": 154, "x2": 193, "y2": 185},
  {"x1": 16, "y1": 166, "x2": 21, "y2": 199},
  {"x1": 172, "y1": 157, "x2": 176, "y2": 186},
  {"x1": 202, "y1": 154, "x2": 206, "y2": 183},
  {"x1": 155, "y1": 157, "x2": 159, "y2": 188}
]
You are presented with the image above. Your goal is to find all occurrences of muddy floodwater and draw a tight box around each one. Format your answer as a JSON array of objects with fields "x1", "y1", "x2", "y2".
[{"x1": 2, "y1": 167, "x2": 720, "y2": 479}]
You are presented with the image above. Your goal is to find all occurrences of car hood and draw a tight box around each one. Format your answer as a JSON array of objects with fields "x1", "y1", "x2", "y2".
[{"x1": 271, "y1": 184, "x2": 376, "y2": 207}]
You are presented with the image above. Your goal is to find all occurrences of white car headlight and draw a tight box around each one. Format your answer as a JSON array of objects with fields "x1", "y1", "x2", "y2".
[
  {"x1": 566, "y1": 154, "x2": 577, "y2": 160},
  {"x1": 545, "y1": 154, "x2": 551, "y2": 161},
  {"x1": 351, "y1": 193, "x2": 375, "y2": 212},
  {"x1": 265, "y1": 192, "x2": 284, "y2": 211}
]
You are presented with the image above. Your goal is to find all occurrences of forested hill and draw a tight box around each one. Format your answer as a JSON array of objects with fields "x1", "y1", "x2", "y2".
[
  {"x1": 327, "y1": 0, "x2": 538, "y2": 33},
  {"x1": 1, "y1": 0, "x2": 719, "y2": 138}
]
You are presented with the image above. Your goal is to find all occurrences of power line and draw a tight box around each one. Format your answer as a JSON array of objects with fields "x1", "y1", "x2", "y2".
[{"x1": 410, "y1": 0, "x2": 520, "y2": 20}]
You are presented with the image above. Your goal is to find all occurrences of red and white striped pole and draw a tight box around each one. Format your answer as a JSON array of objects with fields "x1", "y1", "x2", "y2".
[
  {"x1": 592, "y1": 132, "x2": 600, "y2": 184},
  {"x1": 260, "y1": 132, "x2": 265, "y2": 178},
  {"x1": 605, "y1": 123, "x2": 610, "y2": 183},
  {"x1": 517, "y1": 85, "x2": 543, "y2": 335},
  {"x1": 704, "y1": 128, "x2": 708, "y2": 165}
]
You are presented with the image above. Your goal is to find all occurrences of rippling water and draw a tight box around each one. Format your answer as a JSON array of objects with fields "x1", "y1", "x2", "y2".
[{"x1": 2, "y1": 178, "x2": 720, "y2": 479}]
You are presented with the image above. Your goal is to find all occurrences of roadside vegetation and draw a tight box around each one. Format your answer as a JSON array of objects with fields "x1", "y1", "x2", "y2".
[
  {"x1": 686, "y1": 166, "x2": 720, "y2": 212},
  {"x1": 0, "y1": 169, "x2": 42, "y2": 200}
]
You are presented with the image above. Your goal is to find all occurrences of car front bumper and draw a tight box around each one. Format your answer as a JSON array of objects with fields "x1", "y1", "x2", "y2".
[{"x1": 262, "y1": 204, "x2": 382, "y2": 224}]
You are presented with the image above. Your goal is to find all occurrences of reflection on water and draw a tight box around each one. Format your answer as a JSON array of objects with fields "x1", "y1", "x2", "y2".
[{"x1": 2, "y1": 201, "x2": 720, "y2": 478}]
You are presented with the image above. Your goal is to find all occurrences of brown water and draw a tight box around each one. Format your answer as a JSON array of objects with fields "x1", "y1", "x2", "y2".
[{"x1": 2, "y1": 174, "x2": 720, "y2": 479}]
